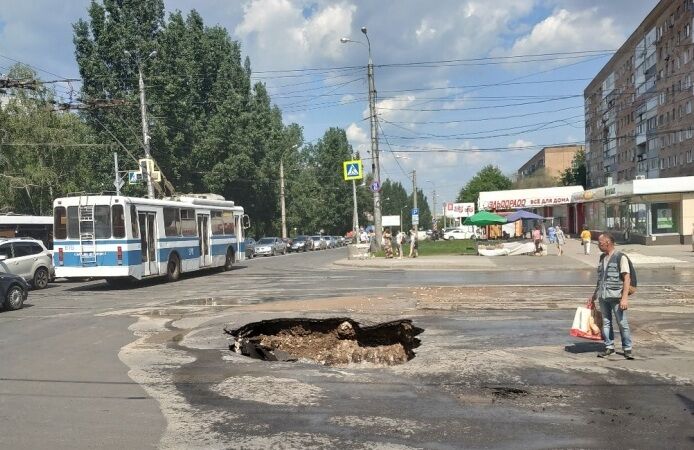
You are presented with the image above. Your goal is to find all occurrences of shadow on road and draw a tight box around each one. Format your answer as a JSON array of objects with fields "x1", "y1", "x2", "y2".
[
  {"x1": 564, "y1": 342, "x2": 604, "y2": 353},
  {"x1": 62, "y1": 265, "x2": 248, "y2": 292}
]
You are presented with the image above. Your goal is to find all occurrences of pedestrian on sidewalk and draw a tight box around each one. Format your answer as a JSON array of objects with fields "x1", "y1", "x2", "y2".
[
  {"x1": 555, "y1": 224, "x2": 566, "y2": 256},
  {"x1": 409, "y1": 228, "x2": 418, "y2": 258},
  {"x1": 588, "y1": 233, "x2": 634, "y2": 360},
  {"x1": 383, "y1": 228, "x2": 394, "y2": 258},
  {"x1": 580, "y1": 225, "x2": 592, "y2": 255},
  {"x1": 396, "y1": 230, "x2": 405, "y2": 259},
  {"x1": 532, "y1": 224, "x2": 542, "y2": 255}
]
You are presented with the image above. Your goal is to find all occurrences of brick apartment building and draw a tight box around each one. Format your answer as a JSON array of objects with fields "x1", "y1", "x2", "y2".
[
  {"x1": 517, "y1": 144, "x2": 583, "y2": 180},
  {"x1": 584, "y1": 0, "x2": 694, "y2": 188}
]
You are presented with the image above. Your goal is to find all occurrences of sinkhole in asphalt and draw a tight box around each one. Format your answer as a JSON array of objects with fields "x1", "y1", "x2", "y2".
[{"x1": 224, "y1": 318, "x2": 424, "y2": 366}]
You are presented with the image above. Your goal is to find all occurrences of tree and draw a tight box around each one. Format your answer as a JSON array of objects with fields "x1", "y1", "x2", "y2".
[
  {"x1": 0, "y1": 64, "x2": 98, "y2": 215},
  {"x1": 513, "y1": 169, "x2": 561, "y2": 189},
  {"x1": 560, "y1": 149, "x2": 587, "y2": 187},
  {"x1": 456, "y1": 165, "x2": 513, "y2": 206}
]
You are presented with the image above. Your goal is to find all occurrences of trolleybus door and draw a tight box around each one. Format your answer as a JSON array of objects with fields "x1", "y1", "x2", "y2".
[
  {"x1": 138, "y1": 212, "x2": 158, "y2": 276},
  {"x1": 197, "y1": 214, "x2": 211, "y2": 267}
]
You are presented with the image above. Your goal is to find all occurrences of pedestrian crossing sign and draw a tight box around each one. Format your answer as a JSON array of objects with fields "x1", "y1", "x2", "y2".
[{"x1": 343, "y1": 160, "x2": 363, "y2": 181}]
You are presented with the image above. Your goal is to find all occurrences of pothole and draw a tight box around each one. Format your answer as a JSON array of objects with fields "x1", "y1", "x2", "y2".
[
  {"x1": 224, "y1": 318, "x2": 423, "y2": 366},
  {"x1": 488, "y1": 387, "x2": 530, "y2": 399}
]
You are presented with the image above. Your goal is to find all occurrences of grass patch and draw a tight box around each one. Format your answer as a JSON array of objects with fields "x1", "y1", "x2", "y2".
[{"x1": 374, "y1": 239, "x2": 478, "y2": 257}]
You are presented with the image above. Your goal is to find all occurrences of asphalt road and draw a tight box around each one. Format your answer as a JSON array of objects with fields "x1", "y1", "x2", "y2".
[{"x1": 1, "y1": 248, "x2": 693, "y2": 449}]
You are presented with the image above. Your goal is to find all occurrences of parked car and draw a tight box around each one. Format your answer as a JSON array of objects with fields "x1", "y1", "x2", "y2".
[
  {"x1": 309, "y1": 235, "x2": 326, "y2": 250},
  {"x1": 0, "y1": 272, "x2": 29, "y2": 311},
  {"x1": 325, "y1": 236, "x2": 335, "y2": 249},
  {"x1": 244, "y1": 238, "x2": 256, "y2": 259},
  {"x1": 291, "y1": 235, "x2": 311, "y2": 252},
  {"x1": 0, "y1": 237, "x2": 54, "y2": 289},
  {"x1": 443, "y1": 228, "x2": 477, "y2": 240},
  {"x1": 255, "y1": 237, "x2": 287, "y2": 256}
]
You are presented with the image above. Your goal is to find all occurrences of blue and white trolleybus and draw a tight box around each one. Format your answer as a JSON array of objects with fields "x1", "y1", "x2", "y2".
[{"x1": 52, "y1": 194, "x2": 249, "y2": 282}]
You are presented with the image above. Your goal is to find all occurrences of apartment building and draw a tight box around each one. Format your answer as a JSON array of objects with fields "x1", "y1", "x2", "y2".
[
  {"x1": 584, "y1": 0, "x2": 694, "y2": 188},
  {"x1": 517, "y1": 144, "x2": 583, "y2": 179}
]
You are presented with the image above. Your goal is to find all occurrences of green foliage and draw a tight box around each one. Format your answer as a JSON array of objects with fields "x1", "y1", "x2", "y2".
[
  {"x1": 286, "y1": 128, "x2": 353, "y2": 235},
  {"x1": 457, "y1": 165, "x2": 512, "y2": 205},
  {"x1": 0, "y1": 65, "x2": 99, "y2": 215},
  {"x1": 513, "y1": 169, "x2": 561, "y2": 189},
  {"x1": 560, "y1": 149, "x2": 587, "y2": 187}
]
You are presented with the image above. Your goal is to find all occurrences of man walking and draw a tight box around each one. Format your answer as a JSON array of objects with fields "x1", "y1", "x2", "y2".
[
  {"x1": 408, "y1": 228, "x2": 418, "y2": 258},
  {"x1": 588, "y1": 233, "x2": 634, "y2": 359},
  {"x1": 580, "y1": 225, "x2": 592, "y2": 255}
]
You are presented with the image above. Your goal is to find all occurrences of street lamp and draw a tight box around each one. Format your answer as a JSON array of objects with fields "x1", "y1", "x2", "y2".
[
  {"x1": 124, "y1": 49, "x2": 157, "y2": 199},
  {"x1": 341, "y1": 27, "x2": 382, "y2": 248}
]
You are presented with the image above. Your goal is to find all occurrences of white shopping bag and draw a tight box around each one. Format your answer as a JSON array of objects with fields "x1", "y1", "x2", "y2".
[{"x1": 569, "y1": 306, "x2": 602, "y2": 341}]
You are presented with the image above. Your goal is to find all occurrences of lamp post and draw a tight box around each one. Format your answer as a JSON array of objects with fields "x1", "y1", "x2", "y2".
[
  {"x1": 341, "y1": 27, "x2": 382, "y2": 248},
  {"x1": 124, "y1": 49, "x2": 157, "y2": 199}
]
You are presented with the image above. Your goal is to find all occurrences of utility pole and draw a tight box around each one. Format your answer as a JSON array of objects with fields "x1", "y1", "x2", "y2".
[
  {"x1": 339, "y1": 28, "x2": 380, "y2": 245},
  {"x1": 432, "y1": 189, "x2": 437, "y2": 228},
  {"x1": 125, "y1": 49, "x2": 157, "y2": 199},
  {"x1": 137, "y1": 65, "x2": 155, "y2": 199},
  {"x1": 412, "y1": 170, "x2": 418, "y2": 233},
  {"x1": 364, "y1": 28, "x2": 382, "y2": 248},
  {"x1": 280, "y1": 158, "x2": 287, "y2": 239},
  {"x1": 352, "y1": 178, "x2": 359, "y2": 237},
  {"x1": 114, "y1": 152, "x2": 121, "y2": 196}
]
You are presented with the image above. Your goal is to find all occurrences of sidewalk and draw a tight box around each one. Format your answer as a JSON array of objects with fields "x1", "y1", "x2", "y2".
[{"x1": 333, "y1": 239, "x2": 694, "y2": 271}]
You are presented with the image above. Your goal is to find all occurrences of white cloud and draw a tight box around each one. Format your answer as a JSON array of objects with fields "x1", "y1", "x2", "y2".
[
  {"x1": 234, "y1": 0, "x2": 356, "y2": 70},
  {"x1": 499, "y1": 8, "x2": 624, "y2": 66},
  {"x1": 340, "y1": 94, "x2": 355, "y2": 104},
  {"x1": 509, "y1": 139, "x2": 534, "y2": 149},
  {"x1": 346, "y1": 122, "x2": 368, "y2": 155}
]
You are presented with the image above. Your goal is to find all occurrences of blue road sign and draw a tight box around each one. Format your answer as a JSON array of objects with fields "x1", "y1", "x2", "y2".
[
  {"x1": 370, "y1": 181, "x2": 381, "y2": 192},
  {"x1": 411, "y1": 208, "x2": 419, "y2": 216}
]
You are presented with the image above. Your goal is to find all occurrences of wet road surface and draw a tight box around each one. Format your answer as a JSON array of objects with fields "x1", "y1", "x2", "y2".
[{"x1": 1, "y1": 248, "x2": 693, "y2": 448}]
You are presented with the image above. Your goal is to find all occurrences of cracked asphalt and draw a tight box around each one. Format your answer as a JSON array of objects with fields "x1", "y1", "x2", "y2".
[{"x1": 1, "y1": 247, "x2": 693, "y2": 449}]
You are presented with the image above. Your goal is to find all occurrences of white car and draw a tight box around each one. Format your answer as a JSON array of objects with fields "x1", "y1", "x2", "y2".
[
  {"x1": 443, "y1": 229, "x2": 477, "y2": 240},
  {"x1": 0, "y1": 238, "x2": 55, "y2": 289}
]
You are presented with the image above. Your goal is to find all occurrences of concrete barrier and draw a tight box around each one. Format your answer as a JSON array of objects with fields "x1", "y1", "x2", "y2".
[{"x1": 347, "y1": 243, "x2": 371, "y2": 260}]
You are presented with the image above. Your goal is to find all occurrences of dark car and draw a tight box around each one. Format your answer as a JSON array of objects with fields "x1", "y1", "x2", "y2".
[
  {"x1": 1, "y1": 272, "x2": 29, "y2": 311},
  {"x1": 245, "y1": 238, "x2": 256, "y2": 259},
  {"x1": 290, "y1": 235, "x2": 312, "y2": 252}
]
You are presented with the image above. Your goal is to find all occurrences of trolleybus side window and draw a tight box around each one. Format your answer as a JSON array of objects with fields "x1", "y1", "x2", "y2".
[
  {"x1": 67, "y1": 206, "x2": 79, "y2": 239},
  {"x1": 112, "y1": 205, "x2": 126, "y2": 238},
  {"x1": 164, "y1": 207, "x2": 181, "y2": 237},
  {"x1": 180, "y1": 208, "x2": 197, "y2": 237},
  {"x1": 94, "y1": 205, "x2": 112, "y2": 238},
  {"x1": 211, "y1": 211, "x2": 224, "y2": 236},
  {"x1": 130, "y1": 205, "x2": 139, "y2": 238},
  {"x1": 54, "y1": 206, "x2": 67, "y2": 239},
  {"x1": 222, "y1": 211, "x2": 235, "y2": 235}
]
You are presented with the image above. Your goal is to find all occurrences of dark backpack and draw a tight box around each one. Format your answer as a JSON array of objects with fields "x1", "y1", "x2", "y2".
[{"x1": 615, "y1": 251, "x2": 637, "y2": 295}]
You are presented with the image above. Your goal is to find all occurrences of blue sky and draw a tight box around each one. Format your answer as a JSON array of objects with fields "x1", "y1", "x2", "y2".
[{"x1": 0, "y1": 0, "x2": 659, "y2": 212}]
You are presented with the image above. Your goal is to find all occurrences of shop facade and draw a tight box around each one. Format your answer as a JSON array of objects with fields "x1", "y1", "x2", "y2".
[
  {"x1": 478, "y1": 185, "x2": 585, "y2": 234},
  {"x1": 571, "y1": 176, "x2": 694, "y2": 245}
]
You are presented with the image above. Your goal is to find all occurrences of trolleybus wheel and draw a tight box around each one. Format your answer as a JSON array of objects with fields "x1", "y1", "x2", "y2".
[{"x1": 166, "y1": 254, "x2": 181, "y2": 282}]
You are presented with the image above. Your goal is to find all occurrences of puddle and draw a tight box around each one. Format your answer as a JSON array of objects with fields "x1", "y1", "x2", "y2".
[
  {"x1": 225, "y1": 317, "x2": 424, "y2": 366},
  {"x1": 173, "y1": 297, "x2": 241, "y2": 306}
]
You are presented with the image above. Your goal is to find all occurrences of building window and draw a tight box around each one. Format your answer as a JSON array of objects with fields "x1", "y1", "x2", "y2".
[
  {"x1": 687, "y1": 150, "x2": 693, "y2": 163},
  {"x1": 687, "y1": 101, "x2": 692, "y2": 114},
  {"x1": 651, "y1": 202, "x2": 680, "y2": 234}
]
